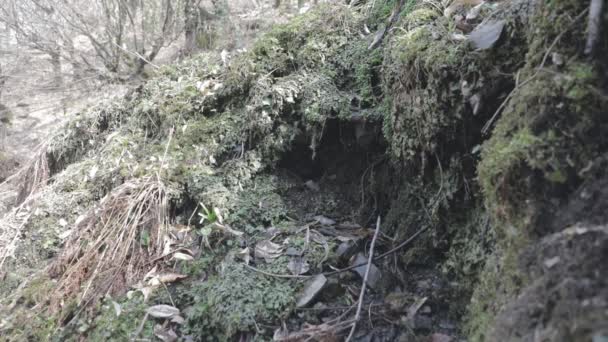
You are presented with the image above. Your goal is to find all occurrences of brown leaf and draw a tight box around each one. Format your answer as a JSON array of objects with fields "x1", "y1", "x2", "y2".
[
  {"x1": 154, "y1": 324, "x2": 178, "y2": 342},
  {"x1": 173, "y1": 252, "x2": 194, "y2": 261},
  {"x1": 147, "y1": 304, "x2": 180, "y2": 319},
  {"x1": 255, "y1": 240, "x2": 284, "y2": 262}
]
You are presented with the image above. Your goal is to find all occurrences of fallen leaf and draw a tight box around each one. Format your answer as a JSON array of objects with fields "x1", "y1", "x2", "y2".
[
  {"x1": 314, "y1": 215, "x2": 336, "y2": 226},
  {"x1": 58, "y1": 229, "x2": 73, "y2": 240},
  {"x1": 147, "y1": 304, "x2": 180, "y2": 319},
  {"x1": 468, "y1": 19, "x2": 506, "y2": 50},
  {"x1": 171, "y1": 315, "x2": 185, "y2": 325},
  {"x1": 173, "y1": 252, "x2": 194, "y2": 261},
  {"x1": 154, "y1": 324, "x2": 178, "y2": 342},
  {"x1": 89, "y1": 164, "x2": 99, "y2": 179},
  {"x1": 139, "y1": 286, "x2": 157, "y2": 301},
  {"x1": 213, "y1": 207, "x2": 223, "y2": 223},
  {"x1": 237, "y1": 247, "x2": 252, "y2": 265},
  {"x1": 406, "y1": 297, "x2": 428, "y2": 321},
  {"x1": 255, "y1": 240, "x2": 284, "y2": 262},
  {"x1": 148, "y1": 272, "x2": 188, "y2": 286},
  {"x1": 304, "y1": 180, "x2": 320, "y2": 191},
  {"x1": 287, "y1": 258, "x2": 310, "y2": 275},
  {"x1": 543, "y1": 256, "x2": 560, "y2": 269},
  {"x1": 296, "y1": 274, "x2": 327, "y2": 308},
  {"x1": 214, "y1": 222, "x2": 244, "y2": 237},
  {"x1": 112, "y1": 301, "x2": 122, "y2": 317}
]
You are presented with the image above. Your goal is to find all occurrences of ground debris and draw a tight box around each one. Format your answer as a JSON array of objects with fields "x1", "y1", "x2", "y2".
[{"x1": 296, "y1": 274, "x2": 327, "y2": 308}]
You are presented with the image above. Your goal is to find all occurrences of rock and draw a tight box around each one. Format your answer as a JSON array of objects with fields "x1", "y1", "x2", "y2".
[
  {"x1": 304, "y1": 180, "x2": 320, "y2": 191},
  {"x1": 413, "y1": 315, "x2": 433, "y2": 331},
  {"x1": 468, "y1": 19, "x2": 506, "y2": 50},
  {"x1": 296, "y1": 274, "x2": 327, "y2": 308},
  {"x1": 335, "y1": 240, "x2": 358, "y2": 262},
  {"x1": 318, "y1": 277, "x2": 345, "y2": 301},
  {"x1": 287, "y1": 257, "x2": 310, "y2": 275},
  {"x1": 350, "y1": 253, "x2": 382, "y2": 289},
  {"x1": 430, "y1": 333, "x2": 453, "y2": 342},
  {"x1": 314, "y1": 215, "x2": 336, "y2": 226}
]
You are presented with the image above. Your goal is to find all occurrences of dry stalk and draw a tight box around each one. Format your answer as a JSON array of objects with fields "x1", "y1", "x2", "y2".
[
  {"x1": 344, "y1": 216, "x2": 381, "y2": 342},
  {"x1": 0, "y1": 142, "x2": 50, "y2": 207},
  {"x1": 49, "y1": 176, "x2": 170, "y2": 309}
]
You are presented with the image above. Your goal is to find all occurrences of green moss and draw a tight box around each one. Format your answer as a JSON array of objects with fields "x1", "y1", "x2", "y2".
[
  {"x1": 185, "y1": 262, "x2": 296, "y2": 339},
  {"x1": 469, "y1": 0, "x2": 608, "y2": 339},
  {"x1": 382, "y1": 17, "x2": 473, "y2": 164},
  {"x1": 85, "y1": 298, "x2": 154, "y2": 341}
]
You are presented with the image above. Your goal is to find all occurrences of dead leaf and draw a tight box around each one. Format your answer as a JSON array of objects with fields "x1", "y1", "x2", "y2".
[
  {"x1": 214, "y1": 222, "x2": 244, "y2": 237},
  {"x1": 171, "y1": 315, "x2": 185, "y2": 325},
  {"x1": 148, "y1": 272, "x2": 188, "y2": 286},
  {"x1": 154, "y1": 324, "x2": 178, "y2": 342},
  {"x1": 173, "y1": 252, "x2": 194, "y2": 261},
  {"x1": 287, "y1": 258, "x2": 310, "y2": 275},
  {"x1": 112, "y1": 301, "x2": 122, "y2": 317},
  {"x1": 213, "y1": 207, "x2": 224, "y2": 224},
  {"x1": 406, "y1": 297, "x2": 428, "y2": 321},
  {"x1": 139, "y1": 286, "x2": 156, "y2": 301},
  {"x1": 543, "y1": 256, "x2": 560, "y2": 269},
  {"x1": 468, "y1": 19, "x2": 506, "y2": 50},
  {"x1": 255, "y1": 240, "x2": 284, "y2": 262},
  {"x1": 237, "y1": 247, "x2": 252, "y2": 265},
  {"x1": 147, "y1": 304, "x2": 180, "y2": 319},
  {"x1": 304, "y1": 180, "x2": 320, "y2": 191},
  {"x1": 296, "y1": 274, "x2": 327, "y2": 308},
  {"x1": 314, "y1": 215, "x2": 336, "y2": 226}
]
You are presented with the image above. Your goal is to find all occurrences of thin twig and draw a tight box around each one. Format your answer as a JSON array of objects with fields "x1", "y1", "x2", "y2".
[
  {"x1": 244, "y1": 264, "x2": 311, "y2": 279},
  {"x1": 345, "y1": 216, "x2": 381, "y2": 342},
  {"x1": 111, "y1": 41, "x2": 160, "y2": 69},
  {"x1": 246, "y1": 225, "x2": 429, "y2": 279},
  {"x1": 323, "y1": 225, "x2": 429, "y2": 277}
]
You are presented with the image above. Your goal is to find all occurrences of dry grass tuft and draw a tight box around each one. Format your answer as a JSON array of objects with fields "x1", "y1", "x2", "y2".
[
  {"x1": 49, "y1": 176, "x2": 170, "y2": 309},
  {"x1": 0, "y1": 143, "x2": 51, "y2": 207}
]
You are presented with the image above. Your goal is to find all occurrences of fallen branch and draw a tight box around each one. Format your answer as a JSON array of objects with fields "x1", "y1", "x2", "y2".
[{"x1": 345, "y1": 216, "x2": 381, "y2": 342}]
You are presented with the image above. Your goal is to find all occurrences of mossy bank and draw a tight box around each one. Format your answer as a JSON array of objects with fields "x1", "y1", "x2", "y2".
[{"x1": 0, "y1": 0, "x2": 606, "y2": 341}]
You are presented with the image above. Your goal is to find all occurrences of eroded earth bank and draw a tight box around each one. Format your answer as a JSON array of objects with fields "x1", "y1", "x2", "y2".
[{"x1": 0, "y1": 0, "x2": 607, "y2": 341}]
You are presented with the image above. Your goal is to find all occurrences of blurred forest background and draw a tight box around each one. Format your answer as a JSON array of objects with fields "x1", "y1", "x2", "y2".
[{"x1": 0, "y1": 0, "x2": 326, "y2": 181}]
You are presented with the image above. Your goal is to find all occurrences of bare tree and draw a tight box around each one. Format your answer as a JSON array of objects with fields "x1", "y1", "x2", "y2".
[{"x1": 0, "y1": 0, "x2": 185, "y2": 78}]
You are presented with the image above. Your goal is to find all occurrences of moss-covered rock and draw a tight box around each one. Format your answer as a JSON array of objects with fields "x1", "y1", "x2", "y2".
[{"x1": 470, "y1": 0, "x2": 608, "y2": 339}]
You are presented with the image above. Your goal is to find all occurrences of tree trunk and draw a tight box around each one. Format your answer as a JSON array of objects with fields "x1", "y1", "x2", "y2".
[
  {"x1": 183, "y1": 0, "x2": 200, "y2": 57},
  {"x1": 50, "y1": 52, "x2": 62, "y2": 88},
  {"x1": 273, "y1": 0, "x2": 281, "y2": 9}
]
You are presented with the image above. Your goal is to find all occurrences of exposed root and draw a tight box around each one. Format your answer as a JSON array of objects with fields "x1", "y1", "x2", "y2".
[{"x1": 48, "y1": 176, "x2": 170, "y2": 310}]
